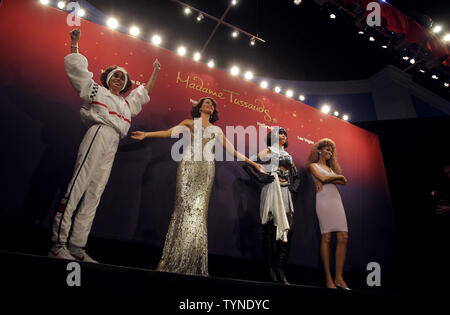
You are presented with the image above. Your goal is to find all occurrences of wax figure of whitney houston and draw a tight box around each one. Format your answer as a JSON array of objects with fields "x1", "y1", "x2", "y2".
[
  {"x1": 243, "y1": 127, "x2": 300, "y2": 284},
  {"x1": 131, "y1": 97, "x2": 267, "y2": 276},
  {"x1": 49, "y1": 29, "x2": 161, "y2": 263},
  {"x1": 308, "y1": 138, "x2": 350, "y2": 290}
]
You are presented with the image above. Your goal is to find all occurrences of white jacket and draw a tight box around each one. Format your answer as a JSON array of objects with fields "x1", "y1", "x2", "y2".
[{"x1": 64, "y1": 53, "x2": 150, "y2": 139}]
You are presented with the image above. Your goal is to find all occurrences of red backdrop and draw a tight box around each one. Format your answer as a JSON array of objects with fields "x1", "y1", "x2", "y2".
[{"x1": 0, "y1": 0, "x2": 396, "y2": 271}]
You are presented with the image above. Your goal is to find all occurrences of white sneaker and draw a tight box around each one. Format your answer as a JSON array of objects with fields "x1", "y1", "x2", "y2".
[
  {"x1": 48, "y1": 244, "x2": 75, "y2": 260},
  {"x1": 68, "y1": 244, "x2": 99, "y2": 264}
]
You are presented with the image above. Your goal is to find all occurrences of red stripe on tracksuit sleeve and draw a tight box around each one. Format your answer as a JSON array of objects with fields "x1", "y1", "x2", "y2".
[{"x1": 90, "y1": 102, "x2": 131, "y2": 124}]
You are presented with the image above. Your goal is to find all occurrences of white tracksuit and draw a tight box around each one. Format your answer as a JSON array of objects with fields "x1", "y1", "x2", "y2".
[{"x1": 52, "y1": 53, "x2": 150, "y2": 247}]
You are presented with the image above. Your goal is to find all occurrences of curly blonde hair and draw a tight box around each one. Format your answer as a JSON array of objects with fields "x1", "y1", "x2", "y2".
[{"x1": 307, "y1": 138, "x2": 342, "y2": 174}]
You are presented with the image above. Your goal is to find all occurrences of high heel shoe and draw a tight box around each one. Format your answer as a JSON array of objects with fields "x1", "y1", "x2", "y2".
[
  {"x1": 325, "y1": 279, "x2": 337, "y2": 289},
  {"x1": 335, "y1": 282, "x2": 351, "y2": 290}
]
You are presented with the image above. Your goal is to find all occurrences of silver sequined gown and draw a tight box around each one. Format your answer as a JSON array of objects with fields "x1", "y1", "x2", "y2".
[{"x1": 157, "y1": 125, "x2": 220, "y2": 276}]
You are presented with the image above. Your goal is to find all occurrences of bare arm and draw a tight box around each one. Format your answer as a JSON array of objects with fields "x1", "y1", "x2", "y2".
[
  {"x1": 131, "y1": 119, "x2": 192, "y2": 140},
  {"x1": 315, "y1": 181, "x2": 323, "y2": 192},
  {"x1": 145, "y1": 59, "x2": 161, "y2": 95},
  {"x1": 219, "y1": 130, "x2": 267, "y2": 173},
  {"x1": 70, "y1": 29, "x2": 80, "y2": 53},
  {"x1": 309, "y1": 163, "x2": 345, "y2": 183},
  {"x1": 330, "y1": 178, "x2": 347, "y2": 185}
]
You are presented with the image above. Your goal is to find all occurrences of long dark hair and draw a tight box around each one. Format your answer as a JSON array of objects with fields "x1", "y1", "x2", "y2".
[
  {"x1": 266, "y1": 127, "x2": 288, "y2": 148},
  {"x1": 191, "y1": 97, "x2": 219, "y2": 123}
]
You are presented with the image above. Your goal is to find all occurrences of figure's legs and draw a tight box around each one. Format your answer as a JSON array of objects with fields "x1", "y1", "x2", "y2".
[
  {"x1": 70, "y1": 140, "x2": 116, "y2": 249},
  {"x1": 320, "y1": 232, "x2": 335, "y2": 288},
  {"x1": 275, "y1": 212, "x2": 293, "y2": 285},
  {"x1": 68, "y1": 126, "x2": 118, "y2": 263},
  {"x1": 335, "y1": 231, "x2": 349, "y2": 289},
  {"x1": 275, "y1": 230, "x2": 293, "y2": 285},
  {"x1": 262, "y1": 220, "x2": 278, "y2": 282},
  {"x1": 51, "y1": 125, "x2": 103, "y2": 248}
]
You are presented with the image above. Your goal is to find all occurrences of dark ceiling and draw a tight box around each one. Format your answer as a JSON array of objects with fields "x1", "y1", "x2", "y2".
[{"x1": 87, "y1": 0, "x2": 449, "y2": 99}]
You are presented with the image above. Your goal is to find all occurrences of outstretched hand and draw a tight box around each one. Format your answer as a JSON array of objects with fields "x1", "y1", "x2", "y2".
[
  {"x1": 70, "y1": 29, "x2": 81, "y2": 42},
  {"x1": 131, "y1": 131, "x2": 147, "y2": 140},
  {"x1": 153, "y1": 59, "x2": 161, "y2": 69},
  {"x1": 254, "y1": 163, "x2": 269, "y2": 175}
]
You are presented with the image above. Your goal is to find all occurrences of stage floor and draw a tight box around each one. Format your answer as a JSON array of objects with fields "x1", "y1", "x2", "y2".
[{"x1": 0, "y1": 249, "x2": 394, "y2": 307}]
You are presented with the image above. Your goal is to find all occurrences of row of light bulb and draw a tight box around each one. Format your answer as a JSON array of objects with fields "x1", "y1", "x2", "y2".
[
  {"x1": 358, "y1": 30, "x2": 386, "y2": 47},
  {"x1": 359, "y1": 25, "x2": 450, "y2": 48},
  {"x1": 42, "y1": 0, "x2": 355, "y2": 117},
  {"x1": 229, "y1": 66, "x2": 352, "y2": 121},
  {"x1": 429, "y1": 25, "x2": 450, "y2": 88},
  {"x1": 174, "y1": 46, "x2": 217, "y2": 68},
  {"x1": 227, "y1": 66, "x2": 307, "y2": 100},
  {"x1": 183, "y1": 4, "x2": 256, "y2": 46},
  {"x1": 403, "y1": 56, "x2": 449, "y2": 88},
  {"x1": 320, "y1": 105, "x2": 349, "y2": 121},
  {"x1": 432, "y1": 25, "x2": 450, "y2": 42},
  {"x1": 357, "y1": 29, "x2": 449, "y2": 88},
  {"x1": 40, "y1": 0, "x2": 86, "y2": 16},
  {"x1": 330, "y1": 4, "x2": 450, "y2": 43},
  {"x1": 332, "y1": 5, "x2": 449, "y2": 86},
  {"x1": 302, "y1": 0, "x2": 449, "y2": 88}
]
